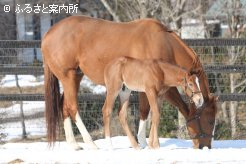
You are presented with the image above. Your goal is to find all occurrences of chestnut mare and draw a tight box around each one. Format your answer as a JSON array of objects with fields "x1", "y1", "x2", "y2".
[
  {"x1": 103, "y1": 56, "x2": 203, "y2": 149},
  {"x1": 41, "y1": 16, "x2": 217, "y2": 150}
]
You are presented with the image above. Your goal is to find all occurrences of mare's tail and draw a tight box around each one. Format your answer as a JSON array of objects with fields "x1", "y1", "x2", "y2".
[{"x1": 44, "y1": 64, "x2": 63, "y2": 146}]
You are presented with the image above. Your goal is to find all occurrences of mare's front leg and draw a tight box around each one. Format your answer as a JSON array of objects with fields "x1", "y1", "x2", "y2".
[
  {"x1": 145, "y1": 89, "x2": 160, "y2": 149},
  {"x1": 161, "y1": 87, "x2": 189, "y2": 118},
  {"x1": 118, "y1": 88, "x2": 140, "y2": 149}
]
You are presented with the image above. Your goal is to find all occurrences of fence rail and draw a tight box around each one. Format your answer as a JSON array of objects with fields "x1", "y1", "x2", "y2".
[
  {"x1": 0, "y1": 39, "x2": 246, "y2": 74},
  {"x1": 1, "y1": 65, "x2": 246, "y2": 74},
  {"x1": 1, "y1": 93, "x2": 246, "y2": 102},
  {"x1": 0, "y1": 39, "x2": 246, "y2": 48},
  {"x1": 0, "y1": 39, "x2": 245, "y2": 102}
]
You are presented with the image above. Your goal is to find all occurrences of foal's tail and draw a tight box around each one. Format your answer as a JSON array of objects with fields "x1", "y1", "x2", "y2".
[{"x1": 44, "y1": 64, "x2": 63, "y2": 146}]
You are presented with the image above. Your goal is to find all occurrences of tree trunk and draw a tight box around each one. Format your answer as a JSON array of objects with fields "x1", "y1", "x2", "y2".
[
  {"x1": 177, "y1": 112, "x2": 188, "y2": 139},
  {"x1": 100, "y1": 0, "x2": 121, "y2": 22},
  {"x1": 15, "y1": 75, "x2": 27, "y2": 139},
  {"x1": 221, "y1": 102, "x2": 229, "y2": 124},
  {"x1": 138, "y1": 0, "x2": 148, "y2": 18},
  {"x1": 229, "y1": 73, "x2": 237, "y2": 138}
]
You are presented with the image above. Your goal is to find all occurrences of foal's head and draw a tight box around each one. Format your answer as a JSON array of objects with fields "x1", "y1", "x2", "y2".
[{"x1": 181, "y1": 74, "x2": 204, "y2": 108}]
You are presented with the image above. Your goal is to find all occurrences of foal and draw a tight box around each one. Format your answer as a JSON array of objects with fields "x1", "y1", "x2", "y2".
[{"x1": 103, "y1": 56, "x2": 204, "y2": 149}]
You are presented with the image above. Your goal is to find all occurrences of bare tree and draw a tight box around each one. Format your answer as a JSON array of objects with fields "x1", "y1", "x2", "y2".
[
  {"x1": 15, "y1": 75, "x2": 27, "y2": 139},
  {"x1": 225, "y1": 0, "x2": 245, "y2": 138},
  {"x1": 201, "y1": 0, "x2": 246, "y2": 138},
  {"x1": 100, "y1": 0, "x2": 201, "y2": 32}
]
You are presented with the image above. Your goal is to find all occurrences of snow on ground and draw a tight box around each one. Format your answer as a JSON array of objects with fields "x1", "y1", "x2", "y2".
[
  {"x1": 0, "y1": 101, "x2": 44, "y2": 117},
  {"x1": 0, "y1": 75, "x2": 106, "y2": 93},
  {"x1": 0, "y1": 75, "x2": 44, "y2": 87},
  {"x1": 0, "y1": 101, "x2": 45, "y2": 140},
  {"x1": 0, "y1": 137, "x2": 246, "y2": 164},
  {"x1": 80, "y1": 76, "x2": 106, "y2": 94},
  {"x1": 1, "y1": 75, "x2": 246, "y2": 163}
]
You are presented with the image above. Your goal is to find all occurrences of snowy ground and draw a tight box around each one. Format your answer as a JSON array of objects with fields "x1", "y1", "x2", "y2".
[
  {"x1": 0, "y1": 101, "x2": 45, "y2": 140},
  {"x1": 1, "y1": 75, "x2": 246, "y2": 163},
  {"x1": 0, "y1": 75, "x2": 44, "y2": 87},
  {"x1": 0, "y1": 75, "x2": 106, "y2": 93},
  {"x1": 1, "y1": 102, "x2": 246, "y2": 163},
  {"x1": 1, "y1": 137, "x2": 246, "y2": 164}
]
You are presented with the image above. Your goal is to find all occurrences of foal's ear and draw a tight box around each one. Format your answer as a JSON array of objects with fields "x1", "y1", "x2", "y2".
[
  {"x1": 209, "y1": 93, "x2": 219, "y2": 102},
  {"x1": 185, "y1": 72, "x2": 191, "y2": 78}
]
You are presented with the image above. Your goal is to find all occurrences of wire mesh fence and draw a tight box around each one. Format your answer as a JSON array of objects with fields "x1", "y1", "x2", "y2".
[
  {"x1": 0, "y1": 40, "x2": 246, "y2": 143},
  {"x1": 1, "y1": 100, "x2": 246, "y2": 143},
  {"x1": 0, "y1": 0, "x2": 246, "y2": 143}
]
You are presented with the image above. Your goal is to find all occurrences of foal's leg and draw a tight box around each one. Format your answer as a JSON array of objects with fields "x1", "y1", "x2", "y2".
[
  {"x1": 61, "y1": 70, "x2": 97, "y2": 150},
  {"x1": 118, "y1": 89, "x2": 140, "y2": 149},
  {"x1": 102, "y1": 90, "x2": 119, "y2": 150},
  {"x1": 145, "y1": 89, "x2": 160, "y2": 149},
  {"x1": 138, "y1": 87, "x2": 190, "y2": 148}
]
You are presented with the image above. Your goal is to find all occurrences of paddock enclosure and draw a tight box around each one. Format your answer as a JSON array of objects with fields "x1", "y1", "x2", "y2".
[
  {"x1": 1, "y1": 38, "x2": 246, "y2": 142},
  {"x1": 0, "y1": 0, "x2": 246, "y2": 146}
]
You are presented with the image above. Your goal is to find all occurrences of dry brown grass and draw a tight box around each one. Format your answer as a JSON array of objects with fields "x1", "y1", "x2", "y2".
[
  {"x1": 0, "y1": 85, "x2": 44, "y2": 108},
  {"x1": 0, "y1": 85, "x2": 44, "y2": 94}
]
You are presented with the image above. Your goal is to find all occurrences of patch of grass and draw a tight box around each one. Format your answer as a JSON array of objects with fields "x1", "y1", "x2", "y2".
[
  {"x1": 0, "y1": 85, "x2": 44, "y2": 94},
  {"x1": 0, "y1": 85, "x2": 44, "y2": 108}
]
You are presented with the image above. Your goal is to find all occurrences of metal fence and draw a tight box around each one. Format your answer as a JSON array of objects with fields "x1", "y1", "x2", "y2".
[{"x1": 0, "y1": 39, "x2": 246, "y2": 142}]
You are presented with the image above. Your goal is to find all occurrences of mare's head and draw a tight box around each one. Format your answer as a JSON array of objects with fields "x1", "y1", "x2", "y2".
[
  {"x1": 186, "y1": 94, "x2": 218, "y2": 149},
  {"x1": 181, "y1": 74, "x2": 204, "y2": 108}
]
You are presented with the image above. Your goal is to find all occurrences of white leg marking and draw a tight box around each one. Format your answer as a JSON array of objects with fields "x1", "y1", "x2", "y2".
[
  {"x1": 137, "y1": 120, "x2": 147, "y2": 148},
  {"x1": 75, "y1": 112, "x2": 98, "y2": 150},
  {"x1": 105, "y1": 136, "x2": 113, "y2": 150},
  {"x1": 64, "y1": 117, "x2": 81, "y2": 150},
  {"x1": 212, "y1": 119, "x2": 216, "y2": 141}
]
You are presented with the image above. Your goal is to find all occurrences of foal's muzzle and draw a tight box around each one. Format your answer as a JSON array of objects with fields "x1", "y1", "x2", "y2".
[{"x1": 192, "y1": 93, "x2": 204, "y2": 108}]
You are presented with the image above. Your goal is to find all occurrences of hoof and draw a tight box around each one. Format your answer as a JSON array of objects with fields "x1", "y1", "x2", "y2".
[
  {"x1": 88, "y1": 142, "x2": 98, "y2": 150},
  {"x1": 138, "y1": 140, "x2": 148, "y2": 149},
  {"x1": 74, "y1": 146, "x2": 83, "y2": 151},
  {"x1": 71, "y1": 144, "x2": 83, "y2": 151},
  {"x1": 133, "y1": 145, "x2": 141, "y2": 150},
  {"x1": 148, "y1": 145, "x2": 160, "y2": 150}
]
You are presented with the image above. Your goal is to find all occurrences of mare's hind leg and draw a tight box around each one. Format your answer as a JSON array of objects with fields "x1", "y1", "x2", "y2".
[
  {"x1": 137, "y1": 92, "x2": 149, "y2": 148},
  {"x1": 118, "y1": 88, "x2": 140, "y2": 149},
  {"x1": 61, "y1": 70, "x2": 97, "y2": 150},
  {"x1": 63, "y1": 113, "x2": 81, "y2": 150}
]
